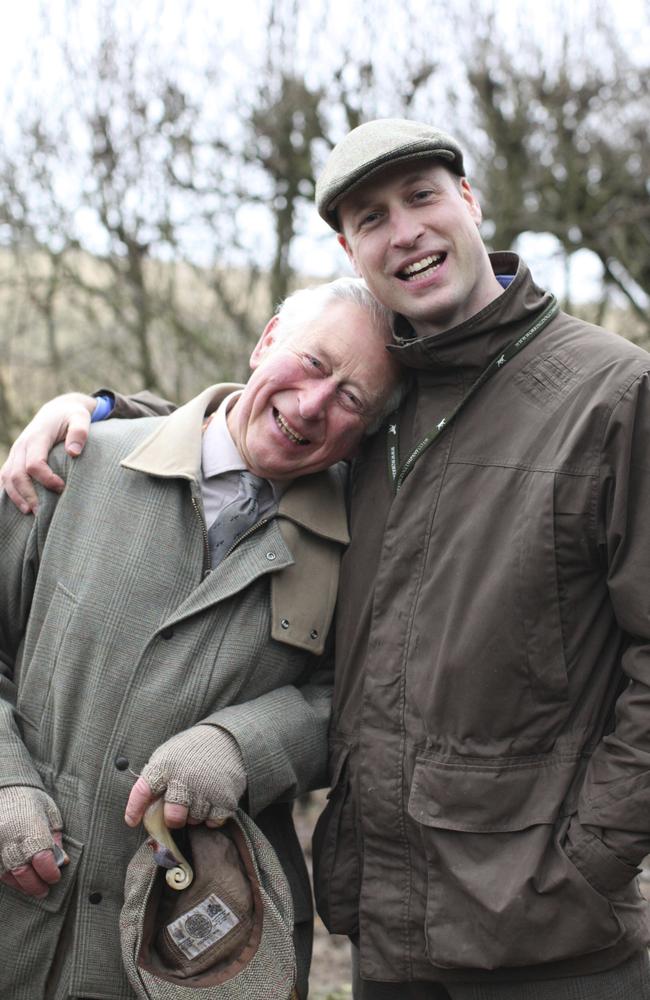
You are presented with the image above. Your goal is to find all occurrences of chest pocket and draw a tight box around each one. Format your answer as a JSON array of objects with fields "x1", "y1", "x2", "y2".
[
  {"x1": 17, "y1": 582, "x2": 78, "y2": 730},
  {"x1": 407, "y1": 463, "x2": 571, "y2": 749},
  {"x1": 516, "y1": 469, "x2": 569, "y2": 708}
]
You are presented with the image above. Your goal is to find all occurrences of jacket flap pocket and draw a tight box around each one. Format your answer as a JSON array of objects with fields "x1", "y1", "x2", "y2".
[{"x1": 408, "y1": 753, "x2": 581, "y2": 833}]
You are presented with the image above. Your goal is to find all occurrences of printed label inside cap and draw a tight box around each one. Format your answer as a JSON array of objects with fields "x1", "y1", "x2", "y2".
[{"x1": 166, "y1": 893, "x2": 240, "y2": 959}]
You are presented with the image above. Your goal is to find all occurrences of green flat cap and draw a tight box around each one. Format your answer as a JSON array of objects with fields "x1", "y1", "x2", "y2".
[{"x1": 316, "y1": 118, "x2": 465, "y2": 231}]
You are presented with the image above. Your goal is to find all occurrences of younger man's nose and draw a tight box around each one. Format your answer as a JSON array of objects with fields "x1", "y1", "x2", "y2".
[{"x1": 389, "y1": 206, "x2": 424, "y2": 249}]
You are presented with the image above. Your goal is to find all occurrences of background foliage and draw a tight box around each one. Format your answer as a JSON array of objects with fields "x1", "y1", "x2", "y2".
[{"x1": 0, "y1": 0, "x2": 648, "y2": 450}]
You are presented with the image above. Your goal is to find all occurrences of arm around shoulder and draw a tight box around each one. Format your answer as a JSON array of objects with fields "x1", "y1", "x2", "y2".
[
  {"x1": 0, "y1": 392, "x2": 97, "y2": 513},
  {"x1": 107, "y1": 388, "x2": 178, "y2": 419}
]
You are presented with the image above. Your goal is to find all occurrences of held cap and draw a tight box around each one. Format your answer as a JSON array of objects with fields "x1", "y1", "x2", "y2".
[{"x1": 120, "y1": 810, "x2": 297, "y2": 1000}]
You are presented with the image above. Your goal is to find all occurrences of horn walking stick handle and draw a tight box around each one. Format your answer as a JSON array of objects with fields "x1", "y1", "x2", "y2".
[{"x1": 143, "y1": 797, "x2": 194, "y2": 890}]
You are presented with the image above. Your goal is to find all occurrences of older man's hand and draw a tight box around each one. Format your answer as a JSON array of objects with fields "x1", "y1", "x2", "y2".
[
  {"x1": 0, "y1": 786, "x2": 67, "y2": 898},
  {"x1": 124, "y1": 725, "x2": 247, "y2": 831},
  {"x1": 0, "y1": 392, "x2": 97, "y2": 514}
]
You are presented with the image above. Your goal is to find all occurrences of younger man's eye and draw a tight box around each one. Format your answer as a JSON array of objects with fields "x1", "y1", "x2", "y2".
[{"x1": 360, "y1": 211, "x2": 381, "y2": 228}]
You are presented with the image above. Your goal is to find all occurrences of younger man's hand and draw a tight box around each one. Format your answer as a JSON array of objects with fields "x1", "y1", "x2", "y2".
[{"x1": 0, "y1": 392, "x2": 96, "y2": 513}]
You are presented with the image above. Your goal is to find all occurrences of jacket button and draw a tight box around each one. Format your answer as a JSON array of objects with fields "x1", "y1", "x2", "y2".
[
  {"x1": 114, "y1": 755, "x2": 129, "y2": 771},
  {"x1": 88, "y1": 892, "x2": 102, "y2": 905},
  {"x1": 310, "y1": 629, "x2": 319, "y2": 640},
  {"x1": 280, "y1": 619, "x2": 290, "y2": 630},
  {"x1": 160, "y1": 627, "x2": 174, "y2": 640},
  {"x1": 266, "y1": 551, "x2": 276, "y2": 561}
]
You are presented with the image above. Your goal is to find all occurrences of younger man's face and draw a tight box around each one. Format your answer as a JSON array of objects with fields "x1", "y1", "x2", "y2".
[{"x1": 337, "y1": 160, "x2": 502, "y2": 338}]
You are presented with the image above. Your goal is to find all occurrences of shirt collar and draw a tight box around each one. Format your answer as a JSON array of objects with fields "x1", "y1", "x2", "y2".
[
  {"x1": 201, "y1": 390, "x2": 246, "y2": 478},
  {"x1": 201, "y1": 389, "x2": 288, "y2": 502}
]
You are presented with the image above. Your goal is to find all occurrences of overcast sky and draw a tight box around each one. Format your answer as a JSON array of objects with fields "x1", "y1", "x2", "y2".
[{"x1": 0, "y1": 0, "x2": 647, "y2": 302}]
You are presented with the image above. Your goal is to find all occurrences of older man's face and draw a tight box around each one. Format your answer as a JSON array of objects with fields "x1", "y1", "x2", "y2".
[
  {"x1": 337, "y1": 161, "x2": 501, "y2": 338},
  {"x1": 227, "y1": 300, "x2": 399, "y2": 481}
]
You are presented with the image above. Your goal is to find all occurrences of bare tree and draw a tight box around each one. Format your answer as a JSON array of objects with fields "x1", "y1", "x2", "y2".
[
  {"x1": 459, "y1": 3, "x2": 650, "y2": 338},
  {"x1": 0, "y1": 3, "x2": 270, "y2": 449}
]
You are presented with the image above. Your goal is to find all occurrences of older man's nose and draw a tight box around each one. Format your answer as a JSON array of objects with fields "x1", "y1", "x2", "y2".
[{"x1": 298, "y1": 381, "x2": 336, "y2": 420}]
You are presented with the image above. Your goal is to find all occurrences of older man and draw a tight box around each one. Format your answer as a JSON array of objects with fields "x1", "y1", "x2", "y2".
[
  {"x1": 0, "y1": 276, "x2": 401, "y2": 1000},
  {"x1": 6, "y1": 120, "x2": 650, "y2": 1000}
]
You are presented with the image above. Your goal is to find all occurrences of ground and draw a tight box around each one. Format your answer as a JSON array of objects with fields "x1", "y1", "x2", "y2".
[{"x1": 295, "y1": 790, "x2": 353, "y2": 1000}]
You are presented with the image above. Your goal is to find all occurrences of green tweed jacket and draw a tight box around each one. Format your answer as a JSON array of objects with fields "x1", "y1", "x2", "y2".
[{"x1": 0, "y1": 385, "x2": 349, "y2": 1000}]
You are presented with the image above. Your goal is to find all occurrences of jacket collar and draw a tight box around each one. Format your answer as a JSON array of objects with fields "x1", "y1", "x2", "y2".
[
  {"x1": 388, "y1": 253, "x2": 556, "y2": 376},
  {"x1": 121, "y1": 383, "x2": 349, "y2": 546}
]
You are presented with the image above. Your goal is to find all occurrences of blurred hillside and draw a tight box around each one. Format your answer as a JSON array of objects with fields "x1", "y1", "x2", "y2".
[
  {"x1": 0, "y1": 243, "x2": 646, "y2": 462},
  {"x1": 0, "y1": 247, "x2": 270, "y2": 454}
]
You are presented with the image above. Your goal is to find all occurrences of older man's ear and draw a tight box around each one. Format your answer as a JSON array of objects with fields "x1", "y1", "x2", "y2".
[{"x1": 248, "y1": 315, "x2": 281, "y2": 370}]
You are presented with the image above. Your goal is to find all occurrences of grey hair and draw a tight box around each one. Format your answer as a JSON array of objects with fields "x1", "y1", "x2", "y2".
[
  {"x1": 365, "y1": 373, "x2": 408, "y2": 435},
  {"x1": 274, "y1": 276, "x2": 392, "y2": 342},
  {"x1": 273, "y1": 277, "x2": 407, "y2": 435}
]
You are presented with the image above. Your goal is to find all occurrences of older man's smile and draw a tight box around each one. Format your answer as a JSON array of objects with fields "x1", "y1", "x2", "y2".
[{"x1": 273, "y1": 409, "x2": 310, "y2": 446}]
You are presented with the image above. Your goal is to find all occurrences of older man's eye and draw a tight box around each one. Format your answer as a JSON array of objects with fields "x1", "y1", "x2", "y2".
[
  {"x1": 337, "y1": 387, "x2": 363, "y2": 412},
  {"x1": 303, "y1": 354, "x2": 324, "y2": 371}
]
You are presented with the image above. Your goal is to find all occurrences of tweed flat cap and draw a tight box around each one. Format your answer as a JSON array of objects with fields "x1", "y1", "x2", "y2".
[
  {"x1": 316, "y1": 118, "x2": 465, "y2": 230},
  {"x1": 120, "y1": 810, "x2": 297, "y2": 1000}
]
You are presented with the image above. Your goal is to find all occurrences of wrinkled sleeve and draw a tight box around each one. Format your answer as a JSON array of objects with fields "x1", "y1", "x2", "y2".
[
  {"x1": 95, "y1": 388, "x2": 178, "y2": 419},
  {"x1": 0, "y1": 468, "x2": 64, "y2": 790},
  {"x1": 576, "y1": 369, "x2": 650, "y2": 869},
  {"x1": 202, "y1": 650, "x2": 333, "y2": 818}
]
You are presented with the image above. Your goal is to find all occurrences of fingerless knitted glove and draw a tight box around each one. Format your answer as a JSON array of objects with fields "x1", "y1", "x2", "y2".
[
  {"x1": 0, "y1": 786, "x2": 63, "y2": 874},
  {"x1": 141, "y1": 725, "x2": 247, "y2": 824}
]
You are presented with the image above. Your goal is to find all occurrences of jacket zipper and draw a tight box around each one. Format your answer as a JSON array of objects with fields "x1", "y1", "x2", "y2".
[
  {"x1": 223, "y1": 518, "x2": 270, "y2": 561},
  {"x1": 191, "y1": 498, "x2": 271, "y2": 577},
  {"x1": 191, "y1": 496, "x2": 211, "y2": 578}
]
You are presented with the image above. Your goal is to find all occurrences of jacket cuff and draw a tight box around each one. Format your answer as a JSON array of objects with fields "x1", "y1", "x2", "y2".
[
  {"x1": 206, "y1": 687, "x2": 328, "y2": 817},
  {"x1": 92, "y1": 389, "x2": 177, "y2": 419}
]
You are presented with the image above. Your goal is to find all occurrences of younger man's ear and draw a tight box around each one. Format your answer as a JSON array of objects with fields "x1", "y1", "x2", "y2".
[
  {"x1": 337, "y1": 234, "x2": 361, "y2": 276},
  {"x1": 249, "y1": 315, "x2": 280, "y2": 370},
  {"x1": 460, "y1": 178, "x2": 482, "y2": 226}
]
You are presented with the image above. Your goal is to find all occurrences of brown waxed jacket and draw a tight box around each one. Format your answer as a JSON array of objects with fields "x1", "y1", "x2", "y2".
[{"x1": 313, "y1": 254, "x2": 650, "y2": 985}]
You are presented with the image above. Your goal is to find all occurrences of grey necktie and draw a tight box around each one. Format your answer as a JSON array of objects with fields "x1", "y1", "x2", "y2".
[{"x1": 207, "y1": 470, "x2": 266, "y2": 567}]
